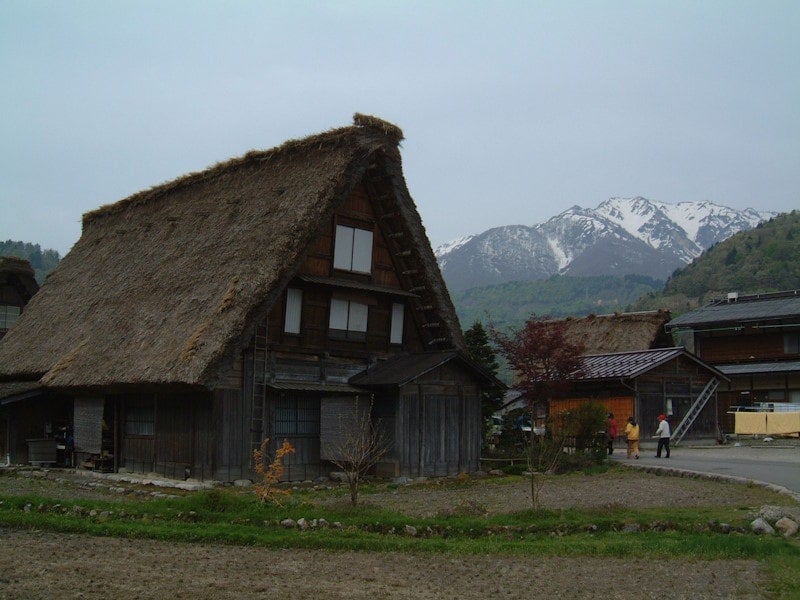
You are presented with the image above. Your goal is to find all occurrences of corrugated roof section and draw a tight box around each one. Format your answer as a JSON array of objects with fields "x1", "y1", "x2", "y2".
[
  {"x1": 716, "y1": 360, "x2": 800, "y2": 376},
  {"x1": 0, "y1": 381, "x2": 42, "y2": 404},
  {"x1": 350, "y1": 351, "x2": 501, "y2": 388},
  {"x1": 667, "y1": 291, "x2": 800, "y2": 329},
  {"x1": 266, "y1": 381, "x2": 367, "y2": 394},
  {"x1": 577, "y1": 348, "x2": 686, "y2": 380},
  {"x1": 297, "y1": 275, "x2": 418, "y2": 297},
  {"x1": 350, "y1": 351, "x2": 461, "y2": 386}
]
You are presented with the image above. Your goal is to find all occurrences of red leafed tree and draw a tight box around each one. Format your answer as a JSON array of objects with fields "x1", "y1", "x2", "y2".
[{"x1": 492, "y1": 315, "x2": 585, "y2": 509}]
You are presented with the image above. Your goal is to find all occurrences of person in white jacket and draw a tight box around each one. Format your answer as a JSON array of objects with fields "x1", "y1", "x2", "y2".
[{"x1": 654, "y1": 414, "x2": 671, "y2": 458}]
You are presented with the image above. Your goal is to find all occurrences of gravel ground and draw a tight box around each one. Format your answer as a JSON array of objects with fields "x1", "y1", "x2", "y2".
[{"x1": 0, "y1": 466, "x2": 795, "y2": 599}]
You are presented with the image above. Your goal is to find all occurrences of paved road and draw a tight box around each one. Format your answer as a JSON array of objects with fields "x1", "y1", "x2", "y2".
[{"x1": 611, "y1": 442, "x2": 800, "y2": 497}]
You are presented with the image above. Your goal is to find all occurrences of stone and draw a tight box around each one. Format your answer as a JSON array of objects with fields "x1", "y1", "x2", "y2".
[
  {"x1": 329, "y1": 472, "x2": 349, "y2": 482},
  {"x1": 622, "y1": 523, "x2": 641, "y2": 533},
  {"x1": 280, "y1": 518, "x2": 297, "y2": 529},
  {"x1": 404, "y1": 524, "x2": 418, "y2": 536},
  {"x1": 758, "y1": 505, "x2": 788, "y2": 522},
  {"x1": 297, "y1": 518, "x2": 309, "y2": 530},
  {"x1": 750, "y1": 517, "x2": 775, "y2": 535},
  {"x1": 488, "y1": 469, "x2": 504, "y2": 476},
  {"x1": 774, "y1": 517, "x2": 798, "y2": 538},
  {"x1": 719, "y1": 523, "x2": 732, "y2": 534},
  {"x1": 23, "y1": 503, "x2": 32, "y2": 513},
  {"x1": 393, "y1": 476, "x2": 413, "y2": 485},
  {"x1": 233, "y1": 479, "x2": 253, "y2": 488}
]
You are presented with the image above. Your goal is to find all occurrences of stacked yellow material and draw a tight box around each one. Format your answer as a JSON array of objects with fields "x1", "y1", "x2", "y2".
[
  {"x1": 734, "y1": 411, "x2": 800, "y2": 435},
  {"x1": 766, "y1": 412, "x2": 800, "y2": 435},
  {"x1": 734, "y1": 412, "x2": 768, "y2": 435}
]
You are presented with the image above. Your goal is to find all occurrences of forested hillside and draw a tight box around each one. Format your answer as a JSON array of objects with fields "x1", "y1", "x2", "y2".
[
  {"x1": 451, "y1": 274, "x2": 663, "y2": 331},
  {"x1": 629, "y1": 210, "x2": 800, "y2": 315},
  {"x1": 0, "y1": 240, "x2": 61, "y2": 283}
]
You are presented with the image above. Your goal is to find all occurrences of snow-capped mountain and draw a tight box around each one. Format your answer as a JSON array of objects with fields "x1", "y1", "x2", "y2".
[{"x1": 435, "y1": 197, "x2": 776, "y2": 291}]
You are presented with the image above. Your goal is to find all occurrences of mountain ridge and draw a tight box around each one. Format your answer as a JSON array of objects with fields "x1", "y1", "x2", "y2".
[{"x1": 435, "y1": 197, "x2": 776, "y2": 290}]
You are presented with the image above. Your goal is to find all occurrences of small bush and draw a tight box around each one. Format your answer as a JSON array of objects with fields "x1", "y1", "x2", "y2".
[
  {"x1": 190, "y1": 488, "x2": 234, "y2": 513},
  {"x1": 502, "y1": 462, "x2": 529, "y2": 476}
]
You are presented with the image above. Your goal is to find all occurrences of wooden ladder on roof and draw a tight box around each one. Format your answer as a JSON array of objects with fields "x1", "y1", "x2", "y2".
[
  {"x1": 364, "y1": 162, "x2": 449, "y2": 350},
  {"x1": 671, "y1": 377, "x2": 719, "y2": 446},
  {"x1": 249, "y1": 325, "x2": 268, "y2": 466}
]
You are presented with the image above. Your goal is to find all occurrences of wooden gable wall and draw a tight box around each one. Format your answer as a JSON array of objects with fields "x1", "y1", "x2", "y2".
[{"x1": 266, "y1": 182, "x2": 426, "y2": 358}]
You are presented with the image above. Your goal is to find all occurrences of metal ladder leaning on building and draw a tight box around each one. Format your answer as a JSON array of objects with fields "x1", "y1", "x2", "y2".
[{"x1": 671, "y1": 377, "x2": 720, "y2": 446}]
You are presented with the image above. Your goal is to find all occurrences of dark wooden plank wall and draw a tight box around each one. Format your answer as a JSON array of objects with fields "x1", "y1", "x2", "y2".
[
  {"x1": 394, "y1": 362, "x2": 481, "y2": 477},
  {"x1": 120, "y1": 394, "x2": 154, "y2": 474},
  {"x1": 696, "y1": 329, "x2": 799, "y2": 363},
  {"x1": 213, "y1": 388, "x2": 250, "y2": 482},
  {"x1": 118, "y1": 391, "x2": 215, "y2": 480},
  {"x1": 153, "y1": 393, "x2": 214, "y2": 480},
  {"x1": 634, "y1": 355, "x2": 719, "y2": 437}
]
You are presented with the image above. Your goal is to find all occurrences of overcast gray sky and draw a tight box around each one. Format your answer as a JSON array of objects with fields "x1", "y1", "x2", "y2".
[{"x1": 2, "y1": 1, "x2": 798, "y2": 256}]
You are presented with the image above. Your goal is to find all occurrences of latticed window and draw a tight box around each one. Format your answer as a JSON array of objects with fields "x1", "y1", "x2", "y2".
[
  {"x1": 125, "y1": 404, "x2": 154, "y2": 436},
  {"x1": 0, "y1": 305, "x2": 20, "y2": 329},
  {"x1": 274, "y1": 395, "x2": 320, "y2": 436}
]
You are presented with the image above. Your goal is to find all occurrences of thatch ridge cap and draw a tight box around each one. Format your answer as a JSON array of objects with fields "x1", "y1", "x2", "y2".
[
  {"x1": 0, "y1": 256, "x2": 35, "y2": 276},
  {"x1": 82, "y1": 115, "x2": 402, "y2": 227}
]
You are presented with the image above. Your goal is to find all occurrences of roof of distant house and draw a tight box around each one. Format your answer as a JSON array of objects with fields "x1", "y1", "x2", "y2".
[
  {"x1": 575, "y1": 347, "x2": 728, "y2": 381},
  {"x1": 667, "y1": 290, "x2": 800, "y2": 330},
  {"x1": 551, "y1": 310, "x2": 673, "y2": 354}
]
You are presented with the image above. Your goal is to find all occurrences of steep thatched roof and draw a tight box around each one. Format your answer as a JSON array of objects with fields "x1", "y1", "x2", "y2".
[
  {"x1": 556, "y1": 310, "x2": 673, "y2": 354},
  {"x1": 0, "y1": 114, "x2": 462, "y2": 389},
  {"x1": 0, "y1": 256, "x2": 39, "y2": 299}
]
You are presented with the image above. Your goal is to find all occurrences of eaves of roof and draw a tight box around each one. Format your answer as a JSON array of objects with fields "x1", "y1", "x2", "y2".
[
  {"x1": 716, "y1": 360, "x2": 800, "y2": 376},
  {"x1": 667, "y1": 294, "x2": 800, "y2": 330},
  {"x1": 297, "y1": 275, "x2": 419, "y2": 298}
]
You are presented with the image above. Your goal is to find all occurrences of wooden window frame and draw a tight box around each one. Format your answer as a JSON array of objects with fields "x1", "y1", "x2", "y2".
[
  {"x1": 333, "y1": 224, "x2": 373, "y2": 274},
  {"x1": 284, "y1": 288, "x2": 303, "y2": 335},
  {"x1": 329, "y1": 298, "x2": 368, "y2": 341},
  {"x1": 390, "y1": 302, "x2": 404, "y2": 345}
]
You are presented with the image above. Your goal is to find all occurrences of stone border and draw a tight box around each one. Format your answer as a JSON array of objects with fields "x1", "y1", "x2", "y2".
[{"x1": 617, "y1": 462, "x2": 800, "y2": 503}]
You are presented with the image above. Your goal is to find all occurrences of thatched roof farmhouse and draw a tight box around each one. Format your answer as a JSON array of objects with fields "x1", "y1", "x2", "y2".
[
  {"x1": 0, "y1": 256, "x2": 39, "y2": 341},
  {"x1": 0, "y1": 114, "x2": 494, "y2": 480},
  {"x1": 556, "y1": 310, "x2": 673, "y2": 354}
]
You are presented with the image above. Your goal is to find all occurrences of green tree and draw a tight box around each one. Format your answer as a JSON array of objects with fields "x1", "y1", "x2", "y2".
[{"x1": 464, "y1": 321, "x2": 505, "y2": 446}]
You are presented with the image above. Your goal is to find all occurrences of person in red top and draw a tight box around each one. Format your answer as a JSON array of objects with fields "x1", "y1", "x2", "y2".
[{"x1": 606, "y1": 413, "x2": 618, "y2": 456}]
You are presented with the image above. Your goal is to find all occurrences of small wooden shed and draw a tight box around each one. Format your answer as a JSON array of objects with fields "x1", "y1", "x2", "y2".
[
  {"x1": 551, "y1": 347, "x2": 728, "y2": 439},
  {"x1": 350, "y1": 352, "x2": 497, "y2": 477}
]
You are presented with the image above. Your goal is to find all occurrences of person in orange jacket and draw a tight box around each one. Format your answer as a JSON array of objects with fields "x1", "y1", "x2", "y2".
[{"x1": 624, "y1": 416, "x2": 640, "y2": 459}]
